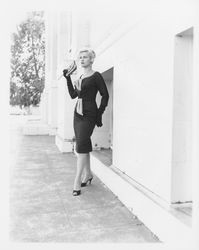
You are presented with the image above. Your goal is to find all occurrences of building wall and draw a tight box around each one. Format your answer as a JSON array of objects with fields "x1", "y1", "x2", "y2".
[{"x1": 89, "y1": 8, "x2": 195, "y2": 203}]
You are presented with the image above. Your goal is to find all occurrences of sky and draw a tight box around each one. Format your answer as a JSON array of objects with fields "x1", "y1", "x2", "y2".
[{"x1": 9, "y1": 12, "x2": 29, "y2": 33}]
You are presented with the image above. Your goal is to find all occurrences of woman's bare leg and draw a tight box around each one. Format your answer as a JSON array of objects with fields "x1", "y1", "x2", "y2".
[
  {"x1": 82, "y1": 153, "x2": 93, "y2": 182},
  {"x1": 73, "y1": 153, "x2": 88, "y2": 190}
]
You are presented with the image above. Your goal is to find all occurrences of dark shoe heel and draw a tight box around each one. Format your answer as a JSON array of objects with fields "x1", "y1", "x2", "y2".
[
  {"x1": 81, "y1": 177, "x2": 93, "y2": 187},
  {"x1": 72, "y1": 190, "x2": 81, "y2": 196}
]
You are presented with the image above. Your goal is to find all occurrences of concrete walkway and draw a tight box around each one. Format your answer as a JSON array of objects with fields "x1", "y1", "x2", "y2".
[{"x1": 9, "y1": 115, "x2": 159, "y2": 243}]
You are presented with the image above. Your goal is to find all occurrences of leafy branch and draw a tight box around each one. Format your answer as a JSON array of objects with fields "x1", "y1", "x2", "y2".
[{"x1": 10, "y1": 11, "x2": 45, "y2": 108}]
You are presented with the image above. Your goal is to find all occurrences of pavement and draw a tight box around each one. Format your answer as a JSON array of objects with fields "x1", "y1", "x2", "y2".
[{"x1": 9, "y1": 115, "x2": 159, "y2": 243}]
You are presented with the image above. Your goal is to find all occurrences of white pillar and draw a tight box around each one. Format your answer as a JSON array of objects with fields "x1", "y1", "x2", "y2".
[
  {"x1": 37, "y1": 12, "x2": 49, "y2": 126},
  {"x1": 55, "y1": 11, "x2": 75, "y2": 152},
  {"x1": 39, "y1": 11, "x2": 49, "y2": 124},
  {"x1": 55, "y1": 12, "x2": 91, "y2": 152},
  {"x1": 45, "y1": 12, "x2": 58, "y2": 135},
  {"x1": 76, "y1": 14, "x2": 90, "y2": 49},
  {"x1": 192, "y1": 25, "x2": 199, "y2": 248},
  {"x1": 71, "y1": 12, "x2": 90, "y2": 59}
]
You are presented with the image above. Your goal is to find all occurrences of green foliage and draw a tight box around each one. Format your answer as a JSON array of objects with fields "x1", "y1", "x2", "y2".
[{"x1": 10, "y1": 11, "x2": 45, "y2": 108}]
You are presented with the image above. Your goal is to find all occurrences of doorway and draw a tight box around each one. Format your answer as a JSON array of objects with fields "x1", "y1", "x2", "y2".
[
  {"x1": 171, "y1": 27, "x2": 193, "y2": 205},
  {"x1": 91, "y1": 67, "x2": 113, "y2": 166}
]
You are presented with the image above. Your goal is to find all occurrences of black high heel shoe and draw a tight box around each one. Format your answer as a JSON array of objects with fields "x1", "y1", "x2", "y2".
[
  {"x1": 72, "y1": 190, "x2": 81, "y2": 196},
  {"x1": 81, "y1": 177, "x2": 93, "y2": 187}
]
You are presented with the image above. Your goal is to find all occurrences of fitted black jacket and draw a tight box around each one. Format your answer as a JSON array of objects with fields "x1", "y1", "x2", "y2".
[{"x1": 66, "y1": 71, "x2": 109, "y2": 118}]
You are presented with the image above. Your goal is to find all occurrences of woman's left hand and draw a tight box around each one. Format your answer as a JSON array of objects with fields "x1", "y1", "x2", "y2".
[{"x1": 96, "y1": 113, "x2": 103, "y2": 127}]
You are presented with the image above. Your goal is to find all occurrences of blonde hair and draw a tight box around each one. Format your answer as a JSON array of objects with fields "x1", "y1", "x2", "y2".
[{"x1": 78, "y1": 48, "x2": 96, "y2": 63}]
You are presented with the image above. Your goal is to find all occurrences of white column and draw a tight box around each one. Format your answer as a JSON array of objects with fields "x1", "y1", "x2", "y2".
[
  {"x1": 26, "y1": 10, "x2": 49, "y2": 122},
  {"x1": 45, "y1": 12, "x2": 58, "y2": 135},
  {"x1": 76, "y1": 14, "x2": 90, "y2": 49},
  {"x1": 71, "y1": 12, "x2": 90, "y2": 59},
  {"x1": 40, "y1": 11, "x2": 50, "y2": 125},
  {"x1": 55, "y1": 12, "x2": 91, "y2": 152},
  {"x1": 192, "y1": 25, "x2": 199, "y2": 248},
  {"x1": 55, "y1": 11, "x2": 76, "y2": 152}
]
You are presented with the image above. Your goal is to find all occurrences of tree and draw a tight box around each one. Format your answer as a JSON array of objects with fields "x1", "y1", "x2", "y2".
[{"x1": 10, "y1": 11, "x2": 45, "y2": 108}]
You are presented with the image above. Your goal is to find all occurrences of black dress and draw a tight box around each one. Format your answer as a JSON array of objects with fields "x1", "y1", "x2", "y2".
[{"x1": 66, "y1": 71, "x2": 109, "y2": 153}]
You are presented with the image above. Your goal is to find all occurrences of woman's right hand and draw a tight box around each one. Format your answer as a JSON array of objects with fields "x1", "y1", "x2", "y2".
[
  {"x1": 63, "y1": 60, "x2": 77, "y2": 78},
  {"x1": 63, "y1": 69, "x2": 68, "y2": 78}
]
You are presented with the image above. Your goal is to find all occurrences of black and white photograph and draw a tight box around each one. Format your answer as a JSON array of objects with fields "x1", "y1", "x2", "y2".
[{"x1": 2, "y1": 0, "x2": 199, "y2": 249}]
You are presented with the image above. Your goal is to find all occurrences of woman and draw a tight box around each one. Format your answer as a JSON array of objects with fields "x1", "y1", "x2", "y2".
[{"x1": 63, "y1": 48, "x2": 109, "y2": 196}]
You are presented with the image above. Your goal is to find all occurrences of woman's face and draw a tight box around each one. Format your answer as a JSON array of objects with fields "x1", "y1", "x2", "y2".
[{"x1": 79, "y1": 52, "x2": 92, "y2": 68}]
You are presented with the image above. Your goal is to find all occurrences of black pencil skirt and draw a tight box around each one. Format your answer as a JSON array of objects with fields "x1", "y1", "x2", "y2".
[{"x1": 73, "y1": 111, "x2": 96, "y2": 153}]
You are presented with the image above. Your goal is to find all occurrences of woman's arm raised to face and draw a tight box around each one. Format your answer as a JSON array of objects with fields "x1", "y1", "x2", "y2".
[{"x1": 64, "y1": 75, "x2": 78, "y2": 99}]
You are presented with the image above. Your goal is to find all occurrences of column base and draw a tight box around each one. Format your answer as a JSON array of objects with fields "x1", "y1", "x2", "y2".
[
  {"x1": 48, "y1": 126, "x2": 57, "y2": 135},
  {"x1": 55, "y1": 134, "x2": 74, "y2": 153},
  {"x1": 22, "y1": 117, "x2": 49, "y2": 135}
]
